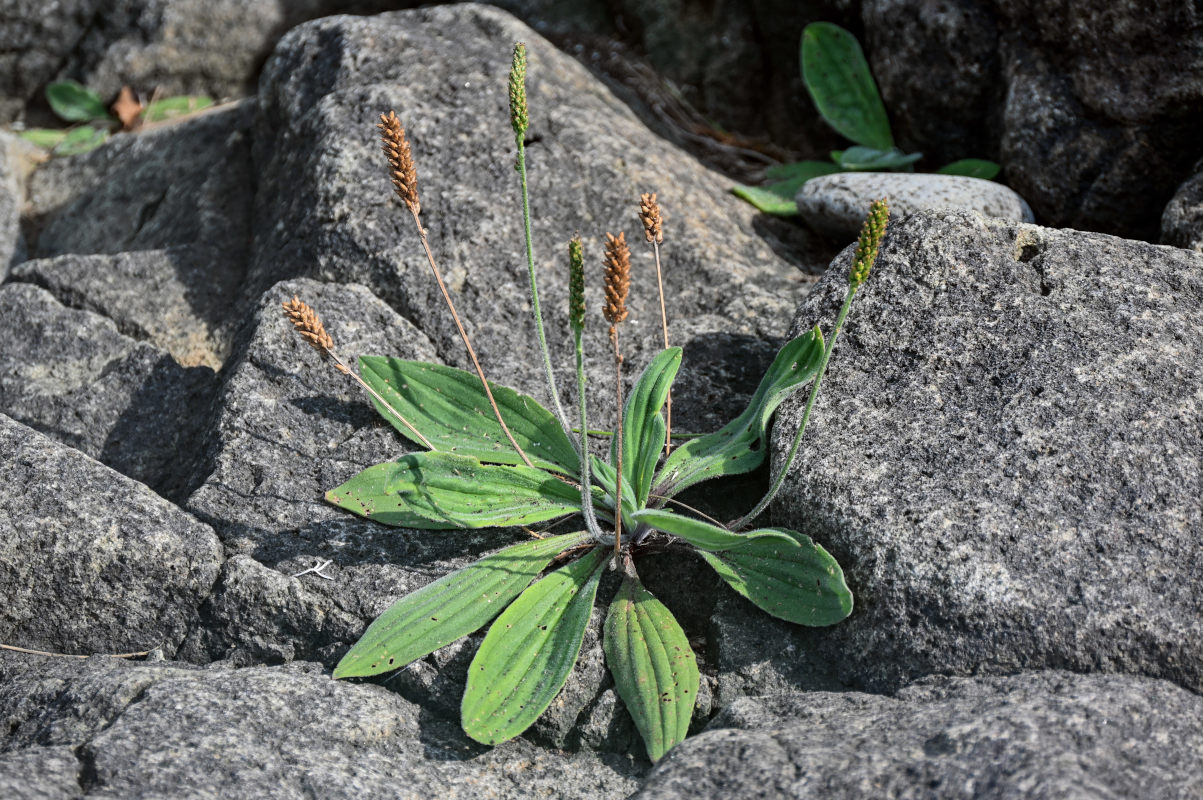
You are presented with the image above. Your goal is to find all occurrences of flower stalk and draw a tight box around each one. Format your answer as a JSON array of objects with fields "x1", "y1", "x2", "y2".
[{"x1": 603, "y1": 231, "x2": 631, "y2": 555}]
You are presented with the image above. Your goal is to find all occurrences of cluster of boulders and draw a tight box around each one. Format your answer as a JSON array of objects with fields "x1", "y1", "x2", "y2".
[{"x1": 1, "y1": 2, "x2": 1200, "y2": 798}]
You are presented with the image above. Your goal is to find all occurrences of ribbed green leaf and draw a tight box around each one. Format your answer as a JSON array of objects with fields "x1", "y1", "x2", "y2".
[
  {"x1": 699, "y1": 527, "x2": 852, "y2": 626},
  {"x1": 631, "y1": 508, "x2": 794, "y2": 551},
  {"x1": 359, "y1": 356, "x2": 579, "y2": 475},
  {"x1": 731, "y1": 183, "x2": 800, "y2": 216},
  {"x1": 652, "y1": 327, "x2": 824, "y2": 498},
  {"x1": 612, "y1": 348, "x2": 681, "y2": 507},
  {"x1": 801, "y1": 22, "x2": 893, "y2": 150},
  {"x1": 462, "y1": 546, "x2": 608, "y2": 745},
  {"x1": 46, "y1": 80, "x2": 111, "y2": 122},
  {"x1": 591, "y1": 455, "x2": 638, "y2": 529},
  {"x1": 604, "y1": 573, "x2": 699, "y2": 762},
  {"x1": 837, "y1": 146, "x2": 923, "y2": 171},
  {"x1": 326, "y1": 451, "x2": 580, "y2": 529},
  {"x1": 333, "y1": 531, "x2": 590, "y2": 678},
  {"x1": 937, "y1": 159, "x2": 1001, "y2": 180}
]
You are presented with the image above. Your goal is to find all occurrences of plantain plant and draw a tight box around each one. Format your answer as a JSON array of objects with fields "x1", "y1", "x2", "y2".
[
  {"x1": 734, "y1": 21, "x2": 999, "y2": 216},
  {"x1": 284, "y1": 43, "x2": 889, "y2": 763}
]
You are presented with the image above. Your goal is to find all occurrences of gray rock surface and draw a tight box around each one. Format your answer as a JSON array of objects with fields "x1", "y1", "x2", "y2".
[
  {"x1": 0, "y1": 653, "x2": 642, "y2": 798},
  {"x1": 796, "y1": 172, "x2": 1034, "y2": 239},
  {"x1": 0, "y1": 282, "x2": 217, "y2": 501},
  {"x1": 737, "y1": 209, "x2": 1203, "y2": 698},
  {"x1": 0, "y1": 132, "x2": 39, "y2": 277},
  {"x1": 1163, "y1": 157, "x2": 1203, "y2": 253},
  {"x1": 251, "y1": 4, "x2": 821, "y2": 438},
  {"x1": 861, "y1": 0, "x2": 1203, "y2": 240},
  {"x1": 635, "y1": 672, "x2": 1203, "y2": 799},
  {"x1": 0, "y1": 414, "x2": 223, "y2": 657},
  {"x1": 0, "y1": 0, "x2": 96, "y2": 121}
]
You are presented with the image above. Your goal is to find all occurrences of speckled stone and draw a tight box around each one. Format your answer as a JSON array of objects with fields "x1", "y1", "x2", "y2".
[
  {"x1": 635, "y1": 672, "x2": 1203, "y2": 800},
  {"x1": 1162, "y1": 156, "x2": 1203, "y2": 253},
  {"x1": 796, "y1": 171, "x2": 1034, "y2": 239}
]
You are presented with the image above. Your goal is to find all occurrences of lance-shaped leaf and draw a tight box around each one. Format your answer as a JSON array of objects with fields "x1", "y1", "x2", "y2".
[
  {"x1": 591, "y1": 455, "x2": 638, "y2": 528},
  {"x1": 632, "y1": 509, "x2": 852, "y2": 626},
  {"x1": 604, "y1": 572, "x2": 699, "y2": 762},
  {"x1": 611, "y1": 348, "x2": 681, "y2": 507},
  {"x1": 652, "y1": 327, "x2": 824, "y2": 498},
  {"x1": 937, "y1": 159, "x2": 1001, "y2": 180},
  {"x1": 462, "y1": 546, "x2": 609, "y2": 745},
  {"x1": 836, "y1": 146, "x2": 923, "y2": 171},
  {"x1": 45, "y1": 80, "x2": 111, "y2": 122},
  {"x1": 359, "y1": 356, "x2": 579, "y2": 475},
  {"x1": 334, "y1": 531, "x2": 590, "y2": 678},
  {"x1": 802, "y1": 22, "x2": 893, "y2": 151},
  {"x1": 326, "y1": 451, "x2": 581, "y2": 529}
]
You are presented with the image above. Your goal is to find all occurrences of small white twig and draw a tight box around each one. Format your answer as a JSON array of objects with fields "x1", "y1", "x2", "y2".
[{"x1": 290, "y1": 559, "x2": 336, "y2": 580}]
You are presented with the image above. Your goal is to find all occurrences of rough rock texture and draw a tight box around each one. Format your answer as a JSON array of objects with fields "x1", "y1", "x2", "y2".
[
  {"x1": 0, "y1": 654, "x2": 642, "y2": 798},
  {"x1": 251, "y1": 4, "x2": 823, "y2": 439},
  {"x1": 862, "y1": 0, "x2": 1203, "y2": 240},
  {"x1": 0, "y1": 414, "x2": 223, "y2": 657},
  {"x1": 0, "y1": 282, "x2": 218, "y2": 501},
  {"x1": 737, "y1": 209, "x2": 1203, "y2": 698},
  {"x1": 0, "y1": 0, "x2": 96, "y2": 121},
  {"x1": 1162, "y1": 157, "x2": 1203, "y2": 253},
  {"x1": 0, "y1": 132, "x2": 39, "y2": 277},
  {"x1": 796, "y1": 172, "x2": 1034, "y2": 239},
  {"x1": 635, "y1": 672, "x2": 1203, "y2": 799}
]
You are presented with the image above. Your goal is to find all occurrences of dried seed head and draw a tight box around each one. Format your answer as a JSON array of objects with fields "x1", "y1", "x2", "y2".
[
  {"x1": 602, "y1": 232, "x2": 631, "y2": 325},
  {"x1": 850, "y1": 197, "x2": 889, "y2": 289},
  {"x1": 283, "y1": 296, "x2": 335, "y2": 355},
  {"x1": 639, "y1": 192, "x2": 663, "y2": 244},
  {"x1": 568, "y1": 235, "x2": 585, "y2": 332},
  {"x1": 378, "y1": 111, "x2": 420, "y2": 216},
  {"x1": 509, "y1": 42, "x2": 529, "y2": 138}
]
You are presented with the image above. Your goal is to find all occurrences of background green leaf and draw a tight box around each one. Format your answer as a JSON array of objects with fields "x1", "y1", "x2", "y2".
[
  {"x1": 652, "y1": 327, "x2": 825, "y2": 498},
  {"x1": 698, "y1": 527, "x2": 852, "y2": 626},
  {"x1": 45, "y1": 80, "x2": 111, "y2": 122},
  {"x1": 360, "y1": 356, "x2": 579, "y2": 475},
  {"x1": 731, "y1": 183, "x2": 802, "y2": 216},
  {"x1": 612, "y1": 348, "x2": 681, "y2": 507},
  {"x1": 52, "y1": 125, "x2": 109, "y2": 155},
  {"x1": 604, "y1": 572, "x2": 699, "y2": 762},
  {"x1": 937, "y1": 158, "x2": 1001, "y2": 180},
  {"x1": 801, "y1": 22, "x2": 893, "y2": 150},
  {"x1": 17, "y1": 128, "x2": 69, "y2": 149},
  {"x1": 462, "y1": 546, "x2": 608, "y2": 745},
  {"x1": 326, "y1": 451, "x2": 581, "y2": 529},
  {"x1": 763, "y1": 160, "x2": 843, "y2": 183},
  {"x1": 334, "y1": 531, "x2": 590, "y2": 678},
  {"x1": 141, "y1": 95, "x2": 214, "y2": 123},
  {"x1": 836, "y1": 145, "x2": 923, "y2": 171}
]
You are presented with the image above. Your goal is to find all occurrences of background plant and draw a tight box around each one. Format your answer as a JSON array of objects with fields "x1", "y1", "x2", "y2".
[
  {"x1": 285, "y1": 44, "x2": 888, "y2": 763},
  {"x1": 16, "y1": 80, "x2": 213, "y2": 157},
  {"x1": 734, "y1": 22, "x2": 1000, "y2": 216}
]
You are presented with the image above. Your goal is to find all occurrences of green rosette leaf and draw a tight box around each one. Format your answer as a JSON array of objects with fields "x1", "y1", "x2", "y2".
[
  {"x1": 462, "y1": 546, "x2": 609, "y2": 745},
  {"x1": 359, "y1": 356, "x2": 579, "y2": 475},
  {"x1": 45, "y1": 80, "x2": 111, "y2": 122},
  {"x1": 612, "y1": 347, "x2": 681, "y2": 507},
  {"x1": 652, "y1": 327, "x2": 825, "y2": 498},
  {"x1": 334, "y1": 531, "x2": 590, "y2": 678},
  {"x1": 604, "y1": 572, "x2": 699, "y2": 762},
  {"x1": 326, "y1": 451, "x2": 581, "y2": 529},
  {"x1": 801, "y1": 22, "x2": 893, "y2": 150}
]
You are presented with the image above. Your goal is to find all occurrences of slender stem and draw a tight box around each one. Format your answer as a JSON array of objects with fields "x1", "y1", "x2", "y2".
[
  {"x1": 516, "y1": 138, "x2": 574, "y2": 446},
  {"x1": 732, "y1": 286, "x2": 859, "y2": 530},
  {"x1": 611, "y1": 325, "x2": 624, "y2": 556},
  {"x1": 409, "y1": 207, "x2": 534, "y2": 467},
  {"x1": 575, "y1": 329, "x2": 606, "y2": 542},
  {"x1": 652, "y1": 240, "x2": 672, "y2": 456},
  {"x1": 0, "y1": 642, "x2": 152, "y2": 659},
  {"x1": 328, "y1": 349, "x2": 434, "y2": 450}
]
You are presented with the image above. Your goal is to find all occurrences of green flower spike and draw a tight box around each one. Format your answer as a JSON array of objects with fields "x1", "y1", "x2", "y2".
[
  {"x1": 850, "y1": 197, "x2": 889, "y2": 289},
  {"x1": 508, "y1": 42, "x2": 528, "y2": 138}
]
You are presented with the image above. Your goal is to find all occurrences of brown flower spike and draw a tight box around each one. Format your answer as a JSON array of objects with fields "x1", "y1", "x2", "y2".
[
  {"x1": 602, "y1": 232, "x2": 631, "y2": 325},
  {"x1": 283, "y1": 296, "x2": 336, "y2": 357},
  {"x1": 639, "y1": 193, "x2": 663, "y2": 244},
  {"x1": 378, "y1": 111, "x2": 420, "y2": 216}
]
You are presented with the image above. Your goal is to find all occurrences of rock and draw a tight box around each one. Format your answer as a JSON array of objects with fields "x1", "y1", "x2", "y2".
[
  {"x1": 1162, "y1": 157, "x2": 1203, "y2": 253},
  {"x1": 24, "y1": 101, "x2": 253, "y2": 259},
  {"x1": 860, "y1": 0, "x2": 1203, "y2": 240},
  {"x1": 0, "y1": 132, "x2": 40, "y2": 277},
  {"x1": 251, "y1": 4, "x2": 820, "y2": 439},
  {"x1": 0, "y1": 414, "x2": 223, "y2": 657},
  {"x1": 0, "y1": 746, "x2": 81, "y2": 800},
  {"x1": 0, "y1": 282, "x2": 217, "y2": 501},
  {"x1": 0, "y1": 653, "x2": 643, "y2": 798},
  {"x1": 726, "y1": 209, "x2": 1203, "y2": 698},
  {"x1": 795, "y1": 172, "x2": 1034, "y2": 239},
  {"x1": 11, "y1": 247, "x2": 241, "y2": 370},
  {"x1": 634, "y1": 672, "x2": 1203, "y2": 799}
]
